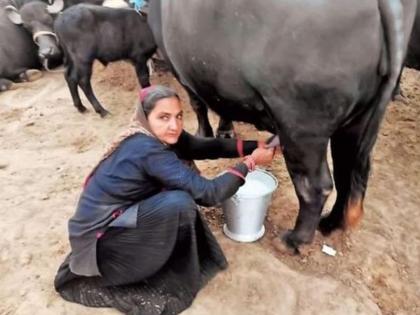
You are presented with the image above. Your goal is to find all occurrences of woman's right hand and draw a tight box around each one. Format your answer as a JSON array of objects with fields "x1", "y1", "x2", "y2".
[{"x1": 250, "y1": 147, "x2": 275, "y2": 165}]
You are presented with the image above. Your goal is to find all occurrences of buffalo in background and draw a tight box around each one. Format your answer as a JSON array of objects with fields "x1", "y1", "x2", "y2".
[
  {"x1": 54, "y1": 3, "x2": 156, "y2": 117},
  {"x1": 0, "y1": 0, "x2": 62, "y2": 91},
  {"x1": 0, "y1": 0, "x2": 130, "y2": 93}
]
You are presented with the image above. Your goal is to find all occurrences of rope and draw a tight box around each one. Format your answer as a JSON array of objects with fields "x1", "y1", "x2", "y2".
[{"x1": 42, "y1": 59, "x2": 65, "y2": 73}]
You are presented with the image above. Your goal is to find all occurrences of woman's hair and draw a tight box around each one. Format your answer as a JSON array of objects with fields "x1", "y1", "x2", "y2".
[{"x1": 139, "y1": 85, "x2": 180, "y2": 117}]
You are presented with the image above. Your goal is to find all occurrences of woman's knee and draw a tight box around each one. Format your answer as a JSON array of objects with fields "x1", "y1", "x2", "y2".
[{"x1": 164, "y1": 190, "x2": 197, "y2": 213}]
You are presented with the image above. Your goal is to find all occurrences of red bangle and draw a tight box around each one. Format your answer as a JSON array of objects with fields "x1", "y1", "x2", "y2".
[
  {"x1": 236, "y1": 139, "x2": 244, "y2": 157},
  {"x1": 226, "y1": 168, "x2": 246, "y2": 181},
  {"x1": 243, "y1": 155, "x2": 256, "y2": 172}
]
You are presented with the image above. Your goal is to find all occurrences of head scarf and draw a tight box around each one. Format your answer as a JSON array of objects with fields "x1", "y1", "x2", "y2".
[
  {"x1": 96, "y1": 86, "x2": 157, "y2": 167},
  {"x1": 85, "y1": 86, "x2": 200, "y2": 182}
]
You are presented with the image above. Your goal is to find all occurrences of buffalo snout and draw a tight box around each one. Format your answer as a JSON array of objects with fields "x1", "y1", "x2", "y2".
[
  {"x1": 36, "y1": 34, "x2": 61, "y2": 61},
  {"x1": 38, "y1": 46, "x2": 60, "y2": 60}
]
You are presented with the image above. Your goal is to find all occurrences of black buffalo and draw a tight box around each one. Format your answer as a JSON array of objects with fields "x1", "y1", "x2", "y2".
[
  {"x1": 392, "y1": 1, "x2": 420, "y2": 98},
  {"x1": 54, "y1": 4, "x2": 156, "y2": 117},
  {"x1": 148, "y1": 0, "x2": 417, "y2": 251}
]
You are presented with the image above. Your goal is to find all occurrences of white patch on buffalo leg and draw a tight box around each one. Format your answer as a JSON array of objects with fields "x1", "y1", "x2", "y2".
[
  {"x1": 147, "y1": 59, "x2": 154, "y2": 76},
  {"x1": 295, "y1": 176, "x2": 312, "y2": 204}
]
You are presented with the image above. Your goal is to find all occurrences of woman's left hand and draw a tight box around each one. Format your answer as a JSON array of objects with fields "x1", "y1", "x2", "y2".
[{"x1": 249, "y1": 147, "x2": 276, "y2": 166}]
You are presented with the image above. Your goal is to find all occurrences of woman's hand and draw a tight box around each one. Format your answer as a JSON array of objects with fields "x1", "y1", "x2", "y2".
[{"x1": 250, "y1": 147, "x2": 275, "y2": 165}]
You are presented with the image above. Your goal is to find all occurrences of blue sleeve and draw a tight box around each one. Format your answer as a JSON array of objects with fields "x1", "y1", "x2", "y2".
[{"x1": 144, "y1": 146, "x2": 249, "y2": 206}]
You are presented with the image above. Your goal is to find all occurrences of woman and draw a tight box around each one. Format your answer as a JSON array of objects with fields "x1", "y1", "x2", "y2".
[{"x1": 55, "y1": 85, "x2": 275, "y2": 314}]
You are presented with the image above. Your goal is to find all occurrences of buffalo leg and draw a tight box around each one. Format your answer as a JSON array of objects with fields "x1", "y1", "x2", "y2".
[
  {"x1": 319, "y1": 120, "x2": 372, "y2": 235},
  {"x1": 77, "y1": 64, "x2": 110, "y2": 118},
  {"x1": 187, "y1": 91, "x2": 214, "y2": 137},
  {"x1": 282, "y1": 136, "x2": 333, "y2": 251},
  {"x1": 216, "y1": 118, "x2": 235, "y2": 138},
  {"x1": 64, "y1": 64, "x2": 87, "y2": 113},
  {"x1": 135, "y1": 60, "x2": 151, "y2": 88}
]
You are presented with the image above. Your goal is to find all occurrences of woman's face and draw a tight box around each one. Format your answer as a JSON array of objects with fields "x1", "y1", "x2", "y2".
[{"x1": 147, "y1": 96, "x2": 183, "y2": 144}]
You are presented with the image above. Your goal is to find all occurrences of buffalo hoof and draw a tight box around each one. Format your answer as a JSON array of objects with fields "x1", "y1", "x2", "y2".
[
  {"x1": 23, "y1": 69, "x2": 43, "y2": 82},
  {"x1": 216, "y1": 129, "x2": 236, "y2": 139},
  {"x1": 280, "y1": 229, "x2": 316, "y2": 255},
  {"x1": 0, "y1": 79, "x2": 16, "y2": 92},
  {"x1": 281, "y1": 230, "x2": 304, "y2": 254},
  {"x1": 76, "y1": 106, "x2": 88, "y2": 114},
  {"x1": 318, "y1": 215, "x2": 342, "y2": 236},
  {"x1": 272, "y1": 235, "x2": 299, "y2": 255},
  {"x1": 393, "y1": 93, "x2": 408, "y2": 105},
  {"x1": 99, "y1": 110, "x2": 110, "y2": 118}
]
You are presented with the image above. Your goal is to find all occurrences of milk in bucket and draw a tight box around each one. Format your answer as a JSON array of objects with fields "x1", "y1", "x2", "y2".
[{"x1": 222, "y1": 169, "x2": 278, "y2": 242}]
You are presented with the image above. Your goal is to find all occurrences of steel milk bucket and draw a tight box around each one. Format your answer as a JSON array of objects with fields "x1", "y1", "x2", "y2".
[{"x1": 222, "y1": 168, "x2": 278, "y2": 242}]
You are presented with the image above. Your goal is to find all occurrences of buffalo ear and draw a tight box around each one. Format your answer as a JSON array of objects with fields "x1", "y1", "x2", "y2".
[
  {"x1": 46, "y1": 0, "x2": 64, "y2": 14},
  {"x1": 5, "y1": 5, "x2": 22, "y2": 25}
]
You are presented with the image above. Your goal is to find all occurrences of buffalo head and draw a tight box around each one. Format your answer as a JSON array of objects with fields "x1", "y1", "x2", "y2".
[{"x1": 5, "y1": 0, "x2": 63, "y2": 64}]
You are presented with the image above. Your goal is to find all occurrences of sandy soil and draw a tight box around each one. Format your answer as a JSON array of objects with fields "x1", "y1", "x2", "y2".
[{"x1": 0, "y1": 62, "x2": 419, "y2": 315}]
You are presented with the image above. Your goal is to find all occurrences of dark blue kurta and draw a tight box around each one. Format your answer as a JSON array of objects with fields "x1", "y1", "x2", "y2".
[{"x1": 68, "y1": 131, "x2": 257, "y2": 276}]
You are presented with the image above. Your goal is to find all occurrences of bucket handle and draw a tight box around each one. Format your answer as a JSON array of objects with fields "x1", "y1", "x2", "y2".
[{"x1": 230, "y1": 195, "x2": 240, "y2": 206}]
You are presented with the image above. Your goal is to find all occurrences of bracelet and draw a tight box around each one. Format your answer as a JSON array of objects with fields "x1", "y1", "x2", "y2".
[
  {"x1": 236, "y1": 139, "x2": 244, "y2": 157},
  {"x1": 226, "y1": 168, "x2": 246, "y2": 181},
  {"x1": 243, "y1": 155, "x2": 256, "y2": 172}
]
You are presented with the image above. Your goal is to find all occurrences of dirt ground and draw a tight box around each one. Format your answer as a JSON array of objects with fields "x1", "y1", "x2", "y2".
[{"x1": 0, "y1": 62, "x2": 419, "y2": 315}]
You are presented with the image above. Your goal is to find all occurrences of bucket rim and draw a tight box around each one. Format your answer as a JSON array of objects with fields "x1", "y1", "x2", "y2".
[{"x1": 232, "y1": 168, "x2": 278, "y2": 199}]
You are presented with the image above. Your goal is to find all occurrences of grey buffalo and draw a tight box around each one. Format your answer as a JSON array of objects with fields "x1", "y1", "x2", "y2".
[{"x1": 148, "y1": 0, "x2": 417, "y2": 251}]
